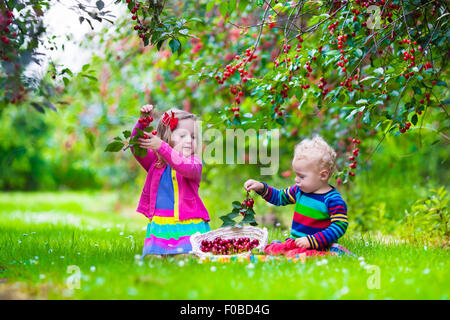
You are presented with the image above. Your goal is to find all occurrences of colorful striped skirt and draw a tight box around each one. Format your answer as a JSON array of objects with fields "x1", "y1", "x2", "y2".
[{"x1": 142, "y1": 216, "x2": 211, "y2": 257}]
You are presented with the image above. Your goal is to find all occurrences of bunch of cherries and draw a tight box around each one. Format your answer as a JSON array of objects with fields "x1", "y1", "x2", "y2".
[
  {"x1": 138, "y1": 113, "x2": 157, "y2": 137},
  {"x1": 200, "y1": 237, "x2": 260, "y2": 255},
  {"x1": 348, "y1": 138, "x2": 361, "y2": 177}
]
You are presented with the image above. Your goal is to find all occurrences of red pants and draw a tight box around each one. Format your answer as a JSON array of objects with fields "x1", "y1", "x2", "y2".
[{"x1": 264, "y1": 238, "x2": 334, "y2": 258}]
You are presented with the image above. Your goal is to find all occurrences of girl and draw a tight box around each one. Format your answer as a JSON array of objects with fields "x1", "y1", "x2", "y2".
[{"x1": 130, "y1": 104, "x2": 211, "y2": 259}]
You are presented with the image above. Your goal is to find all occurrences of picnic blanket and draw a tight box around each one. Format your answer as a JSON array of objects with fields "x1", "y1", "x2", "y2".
[{"x1": 187, "y1": 242, "x2": 356, "y2": 263}]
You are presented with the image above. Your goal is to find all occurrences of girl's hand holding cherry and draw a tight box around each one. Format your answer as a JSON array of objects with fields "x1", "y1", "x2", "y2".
[
  {"x1": 137, "y1": 104, "x2": 162, "y2": 150},
  {"x1": 137, "y1": 135, "x2": 162, "y2": 151}
]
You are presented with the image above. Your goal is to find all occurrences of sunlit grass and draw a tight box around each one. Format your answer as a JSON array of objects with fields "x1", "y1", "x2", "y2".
[{"x1": 0, "y1": 192, "x2": 448, "y2": 300}]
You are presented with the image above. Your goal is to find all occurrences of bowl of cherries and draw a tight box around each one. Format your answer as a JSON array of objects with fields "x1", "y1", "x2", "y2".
[
  {"x1": 190, "y1": 226, "x2": 268, "y2": 258},
  {"x1": 190, "y1": 191, "x2": 268, "y2": 258},
  {"x1": 200, "y1": 237, "x2": 260, "y2": 255}
]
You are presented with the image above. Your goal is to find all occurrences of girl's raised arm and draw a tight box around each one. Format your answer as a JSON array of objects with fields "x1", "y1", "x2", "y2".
[
  {"x1": 156, "y1": 141, "x2": 202, "y2": 181},
  {"x1": 130, "y1": 119, "x2": 157, "y2": 171}
]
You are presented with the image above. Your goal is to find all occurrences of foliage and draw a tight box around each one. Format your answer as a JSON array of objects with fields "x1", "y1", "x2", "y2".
[
  {"x1": 219, "y1": 191, "x2": 258, "y2": 227},
  {"x1": 0, "y1": 0, "x2": 448, "y2": 237},
  {"x1": 398, "y1": 186, "x2": 449, "y2": 247},
  {"x1": 0, "y1": 0, "x2": 118, "y2": 111}
]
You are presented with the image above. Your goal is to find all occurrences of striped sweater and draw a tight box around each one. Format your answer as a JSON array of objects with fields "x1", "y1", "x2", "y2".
[{"x1": 257, "y1": 182, "x2": 348, "y2": 249}]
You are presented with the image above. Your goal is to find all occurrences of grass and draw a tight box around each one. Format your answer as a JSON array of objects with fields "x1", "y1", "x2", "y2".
[{"x1": 0, "y1": 191, "x2": 448, "y2": 300}]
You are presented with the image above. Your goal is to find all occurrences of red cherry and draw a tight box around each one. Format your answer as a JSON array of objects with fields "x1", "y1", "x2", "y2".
[
  {"x1": 143, "y1": 134, "x2": 148, "y2": 139},
  {"x1": 152, "y1": 130, "x2": 157, "y2": 135}
]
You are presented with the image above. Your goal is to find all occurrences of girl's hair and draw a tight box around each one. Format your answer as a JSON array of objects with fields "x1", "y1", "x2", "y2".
[
  {"x1": 293, "y1": 135, "x2": 337, "y2": 177},
  {"x1": 154, "y1": 107, "x2": 198, "y2": 168}
]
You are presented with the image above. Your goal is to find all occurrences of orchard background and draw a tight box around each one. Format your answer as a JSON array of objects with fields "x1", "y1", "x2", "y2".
[{"x1": 0, "y1": 0, "x2": 449, "y2": 299}]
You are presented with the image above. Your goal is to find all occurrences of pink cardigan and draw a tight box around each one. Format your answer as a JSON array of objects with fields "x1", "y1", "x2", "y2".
[{"x1": 130, "y1": 120, "x2": 210, "y2": 221}]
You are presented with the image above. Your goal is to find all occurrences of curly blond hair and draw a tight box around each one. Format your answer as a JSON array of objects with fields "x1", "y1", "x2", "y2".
[{"x1": 293, "y1": 135, "x2": 337, "y2": 177}]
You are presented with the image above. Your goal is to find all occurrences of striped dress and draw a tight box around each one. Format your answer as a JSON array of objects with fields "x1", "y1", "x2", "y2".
[
  {"x1": 142, "y1": 164, "x2": 211, "y2": 256},
  {"x1": 257, "y1": 182, "x2": 349, "y2": 249}
]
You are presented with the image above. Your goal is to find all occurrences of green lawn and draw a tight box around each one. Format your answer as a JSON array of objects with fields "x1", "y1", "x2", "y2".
[{"x1": 0, "y1": 192, "x2": 448, "y2": 299}]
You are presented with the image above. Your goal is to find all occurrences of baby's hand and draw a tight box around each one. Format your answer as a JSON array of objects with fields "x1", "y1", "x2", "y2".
[
  {"x1": 140, "y1": 104, "x2": 154, "y2": 117},
  {"x1": 294, "y1": 237, "x2": 311, "y2": 249},
  {"x1": 244, "y1": 179, "x2": 265, "y2": 193}
]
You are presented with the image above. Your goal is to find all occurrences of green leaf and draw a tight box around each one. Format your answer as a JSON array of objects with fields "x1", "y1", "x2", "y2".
[
  {"x1": 44, "y1": 102, "x2": 57, "y2": 112},
  {"x1": 356, "y1": 99, "x2": 368, "y2": 105},
  {"x1": 228, "y1": 211, "x2": 239, "y2": 219},
  {"x1": 206, "y1": 1, "x2": 215, "y2": 12},
  {"x1": 373, "y1": 67, "x2": 384, "y2": 75},
  {"x1": 219, "y1": 0, "x2": 228, "y2": 17},
  {"x1": 276, "y1": 117, "x2": 285, "y2": 125},
  {"x1": 168, "y1": 38, "x2": 181, "y2": 54},
  {"x1": 63, "y1": 77, "x2": 69, "y2": 86},
  {"x1": 122, "y1": 130, "x2": 131, "y2": 139},
  {"x1": 61, "y1": 68, "x2": 73, "y2": 77},
  {"x1": 31, "y1": 102, "x2": 45, "y2": 113},
  {"x1": 229, "y1": 0, "x2": 237, "y2": 14},
  {"x1": 129, "y1": 135, "x2": 139, "y2": 145},
  {"x1": 238, "y1": 0, "x2": 249, "y2": 11},
  {"x1": 232, "y1": 201, "x2": 242, "y2": 209},
  {"x1": 81, "y1": 74, "x2": 98, "y2": 81},
  {"x1": 220, "y1": 216, "x2": 236, "y2": 228},
  {"x1": 105, "y1": 141, "x2": 124, "y2": 152},
  {"x1": 411, "y1": 114, "x2": 418, "y2": 126},
  {"x1": 132, "y1": 146, "x2": 147, "y2": 158},
  {"x1": 96, "y1": 0, "x2": 104, "y2": 10},
  {"x1": 82, "y1": 64, "x2": 90, "y2": 72},
  {"x1": 85, "y1": 130, "x2": 96, "y2": 148},
  {"x1": 241, "y1": 213, "x2": 257, "y2": 225},
  {"x1": 362, "y1": 111, "x2": 371, "y2": 124},
  {"x1": 412, "y1": 86, "x2": 422, "y2": 95}
]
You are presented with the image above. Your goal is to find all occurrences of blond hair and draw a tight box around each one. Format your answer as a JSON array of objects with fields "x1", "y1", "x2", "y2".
[
  {"x1": 293, "y1": 135, "x2": 336, "y2": 177},
  {"x1": 154, "y1": 107, "x2": 198, "y2": 168}
]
